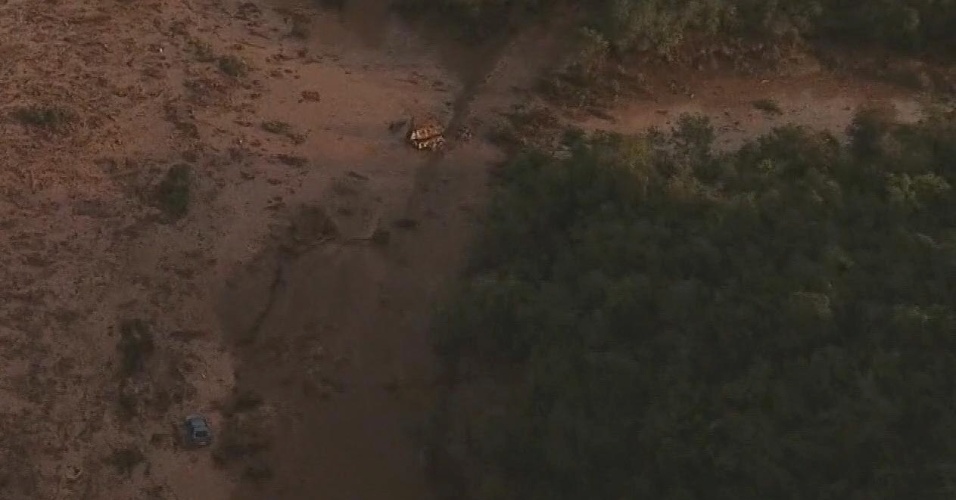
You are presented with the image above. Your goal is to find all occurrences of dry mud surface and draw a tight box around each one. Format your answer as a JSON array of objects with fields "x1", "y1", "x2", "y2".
[{"x1": 0, "y1": 0, "x2": 944, "y2": 498}]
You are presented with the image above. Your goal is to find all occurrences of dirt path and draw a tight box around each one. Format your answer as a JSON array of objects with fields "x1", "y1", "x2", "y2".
[
  {"x1": 0, "y1": 0, "x2": 945, "y2": 499},
  {"x1": 573, "y1": 73, "x2": 933, "y2": 148}
]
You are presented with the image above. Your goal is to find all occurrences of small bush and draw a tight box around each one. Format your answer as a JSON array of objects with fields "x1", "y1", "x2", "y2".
[
  {"x1": 12, "y1": 105, "x2": 75, "y2": 132},
  {"x1": 847, "y1": 103, "x2": 899, "y2": 158},
  {"x1": 218, "y1": 55, "x2": 248, "y2": 77},
  {"x1": 752, "y1": 98, "x2": 784, "y2": 115},
  {"x1": 117, "y1": 319, "x2": 154, "y2": 377},
  {"x1": 290, "y1": 14, "x2": 311, "y2": 39},
  {"x1": 188, "y1": 39, "x2": 216, "y2": 62},
  {"x1": 261, "y1": 121, "x2": 292, "y2": 135},
  {"x1": 156, "y1": 164, "x2": 192, "y2": 220}
]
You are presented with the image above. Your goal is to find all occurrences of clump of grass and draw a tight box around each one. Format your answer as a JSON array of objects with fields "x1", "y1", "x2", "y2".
[
  {"x1": 489, "y1": 106, "x2": 562, "y2": 151},
  {"x1": 156, "y1": 164, "x2": 192, "y2": 220},
  {"x1": 188, "y1": 39, "x2": 216, "y2": 62},
  {"x1": 12, "y1": 104, "x2": 75, "y2": 132},
  {"x1": 261, "y1": 121, "x2": 307, "y2": 144},
  {"x1": 290, "y1": 13, "x2": 311, "y2": 39},
  {"x1": 118, "y1": 319, "x2": 154, "y2": 377},
  {"x1": 752, "y1": 98, "x2": 784, "y2": 116},
  {"x1": 275, "y1": 154, "x2": 308, "y2": 167},
  {"x1": 218, "y1": 55, "x2": 248, "y2": 77},
  {"x1": 105, "y1": 446, "x2": 146, "y2": 476},
  {"x1": 262, "y1": 121, "x2": 292, "y2": 134},
  {"x1": 163, "y1": 104, "x2": 200, "y2": 139}
]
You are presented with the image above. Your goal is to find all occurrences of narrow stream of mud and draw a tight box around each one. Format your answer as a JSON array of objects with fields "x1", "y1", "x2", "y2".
[{"x1": 215, "y1": 3, "x2": 534, "y2": 499}]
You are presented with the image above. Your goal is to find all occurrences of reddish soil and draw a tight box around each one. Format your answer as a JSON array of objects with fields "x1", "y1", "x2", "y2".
[{"x1": 0, "y1": 0, "x2": 946, "y2": 499}]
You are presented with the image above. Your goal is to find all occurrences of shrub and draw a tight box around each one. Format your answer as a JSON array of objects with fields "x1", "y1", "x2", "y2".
[
  {"x1": 432, "y1": 110, "x2": 956, "y2": 499},
  {"x1": 155, "y1": 164, "x2": 192, "y2": 220}
]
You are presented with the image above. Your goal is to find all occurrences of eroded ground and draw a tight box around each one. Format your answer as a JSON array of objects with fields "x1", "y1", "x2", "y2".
[{"x1": 0, "y1": 0, "x2": 948, "y2": 499}]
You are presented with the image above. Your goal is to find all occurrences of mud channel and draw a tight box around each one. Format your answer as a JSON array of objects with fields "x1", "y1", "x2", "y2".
[{"x1": 213, "y1": 2, "x2": 538, "y2": 499}]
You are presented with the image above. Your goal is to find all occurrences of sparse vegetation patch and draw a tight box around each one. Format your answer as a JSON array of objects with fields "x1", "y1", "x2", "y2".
[
  {"x1": 117, "y1": 319, "x2": 155, "y2": 378},
  {"x1": 155, "y1": 164, "x2": 192, "y2": 220},
  {"x1": 752, "y1": 98, "x2": 784, "y2": 115},
  {"x1": 261, "y1": 121, "x2": 292, "y2": 135},
  {"x1": 11, "y1": 104, "x2": 75, "y2": 132},
  {"x1": 218, "y1": 55, "x2": 248, "y2": 77}
]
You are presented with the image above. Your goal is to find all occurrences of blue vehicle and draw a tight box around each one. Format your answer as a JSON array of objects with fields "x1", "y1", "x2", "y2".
[{"x1": 183, "y1": 414, "x2": 213, "y2": 448}]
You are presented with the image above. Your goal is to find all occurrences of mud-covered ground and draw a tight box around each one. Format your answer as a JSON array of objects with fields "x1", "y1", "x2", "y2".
[{"x1": 0, "y1": 0, "x2": 947, "y2": 498}]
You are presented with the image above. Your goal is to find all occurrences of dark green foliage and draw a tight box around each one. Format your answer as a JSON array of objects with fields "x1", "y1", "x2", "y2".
[
  {"x1": 398, "y1": 0, "x2": 956, "y2": 55},
  {"x1": 434, "y1": 111, "x2": 956, "y2": 499},
  {"x1": 395, "y1": 0, "x2": 548, "y2": 40},
  {"x1": 752, "y1": 98, "x2": 783, "y2": 115},
  {"x1": 156, "y1": 164, "x2": 192, "y2": 220}
]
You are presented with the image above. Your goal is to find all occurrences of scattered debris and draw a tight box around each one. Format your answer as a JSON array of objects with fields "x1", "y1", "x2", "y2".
[{"x1": 406, "y1": 115, "x2": 445, "y2": 151}]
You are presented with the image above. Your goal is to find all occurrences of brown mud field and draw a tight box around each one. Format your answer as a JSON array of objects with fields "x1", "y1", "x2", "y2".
[{"x1": 0, "y1": 0, "x2": 947, "y2": 499}]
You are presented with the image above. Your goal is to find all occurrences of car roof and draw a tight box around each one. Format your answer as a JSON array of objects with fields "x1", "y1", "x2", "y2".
[{"x1": 185, "y1": 415, "x2": 209, "y2": 426}]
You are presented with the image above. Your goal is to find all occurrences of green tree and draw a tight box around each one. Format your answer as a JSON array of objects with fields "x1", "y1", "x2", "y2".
[{"x1": 431, "y1": 110, "x2": 956, "y2": 499}]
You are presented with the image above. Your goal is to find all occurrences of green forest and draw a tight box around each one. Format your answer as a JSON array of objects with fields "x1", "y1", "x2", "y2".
[
  {"x1": 399, "y1": 0, "x2": 956, "y2": 54},
  {"x1": 430, "y1": 109, "x2": 956, "y2": 499}
]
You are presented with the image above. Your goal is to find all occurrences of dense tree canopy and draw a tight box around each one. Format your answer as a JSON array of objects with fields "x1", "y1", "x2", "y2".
[
  {"x1": 399, "y1": 0, "x2": 956, "y2": 54},
  {"x1": 431, "y1": 110, "x2": 956, "y2": 499}
]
